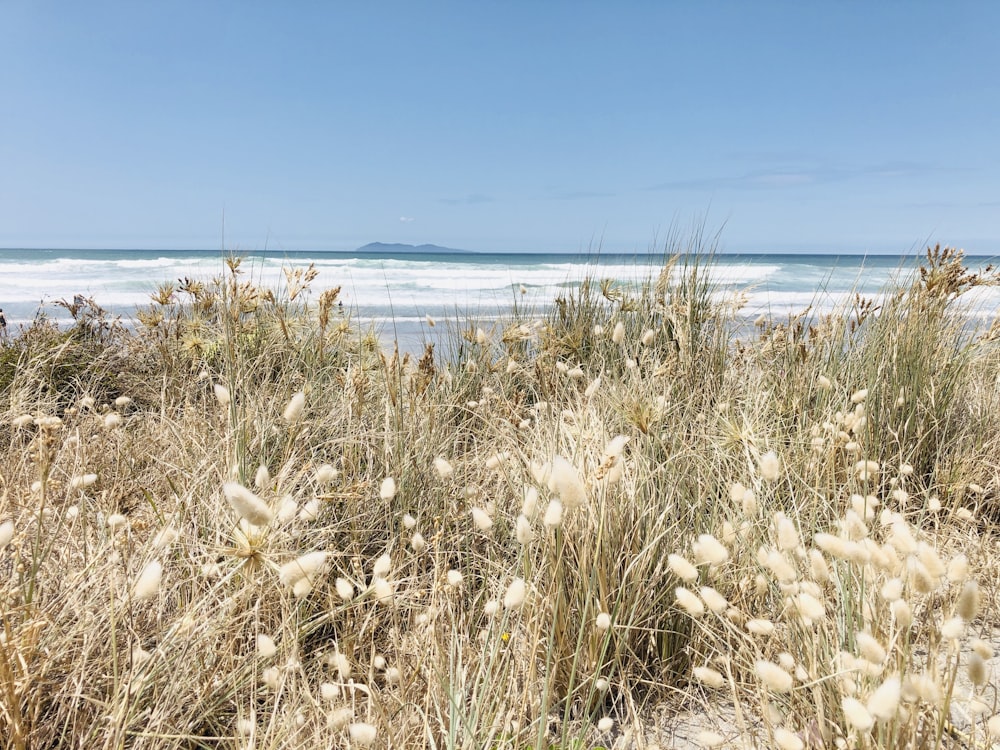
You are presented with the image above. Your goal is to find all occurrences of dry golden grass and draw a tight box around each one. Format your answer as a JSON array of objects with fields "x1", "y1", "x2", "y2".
[{"x1": 1, "y1": 245, "x2": 1000, "y2": 749}]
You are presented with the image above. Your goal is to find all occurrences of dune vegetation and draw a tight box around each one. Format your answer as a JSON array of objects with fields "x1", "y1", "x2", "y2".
[{"x1": 2, "y1": 244, "x2": 1000, "y2": 749}]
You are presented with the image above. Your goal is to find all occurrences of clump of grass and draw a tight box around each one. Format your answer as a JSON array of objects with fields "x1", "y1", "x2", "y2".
[{"x1": 0, "y1": 244, "x2": 998, "y2": 748}]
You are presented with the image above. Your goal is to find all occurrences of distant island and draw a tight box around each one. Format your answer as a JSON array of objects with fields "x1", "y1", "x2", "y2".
[{"x1": 354, "y1": 242, "x2": 474, "y2": 254}]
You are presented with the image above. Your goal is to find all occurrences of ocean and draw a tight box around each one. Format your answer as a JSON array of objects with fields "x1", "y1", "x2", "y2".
[{"x1": 2, "y1": 248, "x2": 998, "y2": 352}]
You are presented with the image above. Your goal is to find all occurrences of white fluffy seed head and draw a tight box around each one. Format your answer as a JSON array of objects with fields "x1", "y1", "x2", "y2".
[
  {"x1": 223, "y1": 482, "x2": 274, "y2": 526},
  {"x1": 775, "y1": 515, "x2": 799, "y2": 551},
  {"x1": 956, "y1": 580, "x2": 980, "y2": 621},
  {"x1": 693, "y1": 534, "x2": 729, "y2": 566},
  {"x1": 372, "y1": 553, "x2": 392, "y2": 578},
  {"x1": 693, "y1": 666, "x2": 726, "y2": 689},
  {"x1": 595, "y1": 612, "x2": 612, "y2": 632},
  {"x1": 433, "y1": 457, "x2": 454, "y2": 479},
  {"x1": 547, "y1": 456, "x2": 586, "y2": 509},
  {"x1": 103, "y1": 412, "x2": 122, "y2": 429},
  {"x1": 668, "y1": 553, "x2": 699, "y2": 582},
  {"x1": 699, "y1": 586, "x2": 728, "y2": 613},
  {"x1": 335, "y1": 577, "x2": 354, "y2": 601},
  {"x1": 939, "y1": 616, "x2": 965, "y2": 641},
  {"x1": 256, "y1": 634, "x2": 277, "y2": 658},
  {"x1": 0, "y1": 520, "x2": 13, "y2": 549},
  {"x1": 133, "y1": 560, "x2": 163, "y2": 601},
  {"x1": 316, "y1": 464, "x2": 339, "y2": 485},
  {"x1": 759, "y1": 451, "x2": 781, "y2": 481},
  {"x1": 755, "y1": 660, "x2": 793, "y2": 693},
  {"x1": 867, "y1": 675, "x2": 901, "y2": 721},
  {"x1": 746, "y1": 618, "x2": 775, "y2": 636},
  {"x1": 612, "y1": 321, "x2": 625, "y2": 344},
  {"x1": 379, "y1": 477, "x2": 397, "y2": 501},
  {"x1": 410, "y1": 532, "x2": 426, "y2": 553},
  {"x1": 70, "y1": 473, "x2": 99, "y2": 489},
  {"x1": 372, "y1": 577, "x2": 393, "y2": 604},
  {"x1": 855, "y1": 631, "x2": 886, "y2": 664},
  {"x1": 842, "y1": 696, "x2": 874, "y2": 732},
  {"x1": 773, "y1": 728, "x2": 804, "y2": 750},
  {"x1": 282, "y1": 391, "x2": 305, "y2": 422},
  {"x1": 504, "y1": 578, "x2": 526, "y2": 609},
  {"x1": 402, "y1": 513, "x2": 417, "y2": 529},
  {"x1": 543, "y1": 499, "x2": 563, "y2": 528},
  {"x1": 675, "y1": 587, "x2": 705, "y2": 617},
  {"x1": 695, "y1": 730, "x2": 725, "y2": 748},
  {"x1": 348, "y1": 722, "x2": 377, "y2": 746},
  {"x1": 515, "y1": 514, "x2": 534, "y2": 544},
  {"x1": 521, "y1": 486, "x2": 539, "y2": 518},
  {"x1": 253, "y1": 465, "x2": 270, "y2": 490},
  {"x1": 470, "y1": 507, "x2": 493, "y2": 531},
  {"x1": 213, "y1": 383, "x2": 231, "y2": 406},
  {"x1": 278, "y1": 551, "x2": 327, "y2": 587},
  {"x1": 446, "y1": 569, "x2": 463, "y2": 587}
]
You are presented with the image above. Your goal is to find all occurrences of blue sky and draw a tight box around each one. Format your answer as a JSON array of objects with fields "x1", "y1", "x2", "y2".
[{"x1": 1, "y1": 2, "x2": 998, "y2": 253}]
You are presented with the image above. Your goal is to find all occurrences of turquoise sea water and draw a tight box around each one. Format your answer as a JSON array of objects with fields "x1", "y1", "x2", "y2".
[{"x1": 1, "y1": 248, "x2": 997, "y2": 349}]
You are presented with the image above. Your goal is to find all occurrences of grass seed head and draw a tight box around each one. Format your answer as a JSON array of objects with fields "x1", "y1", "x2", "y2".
[
  {"x1": 70, "y1": 473, "x2": 98, "y2": 489},
  {"x1": 759, "y1": 451, "x2": 781, "y2": 481},
  {"x1": 279, "y1": 551, "x2": 328, "y2": 587},
  {"x1": 433, "y1": 457, "x2": 454, "y2": 479},
  {"x1": 446, "y1": 569, "x2": 463, "y2": 587},
  {"x1": 755, "y1": 660, "x2": 793, "y2": 693},
  {"x1": 504, "y1": 578, "x2": 526, "y2": 609},
  {"x1": 968, "y1": 653, "x2": 988, "y2": 686},
  {"x1": 133, "y1": 560, "x2": 163, "y2": 601},
  {"x1": 595, "y1": 612, "x2": 612, "y2": 631},
  {"x1": 956, "y1": 580, "x2": 980, "y2": 620},
  {"x1": 282, "y1": 391, "x2": 305, "y2": 422},
  {"x1": 379, "y1": 477, "x2": 397, "y2": 501},
  {"x1": 746, "y1": 618, "x2": 775, "y2": 636},
  {"x1": 668, "y1": 553, "x2": 699, "y2": 582},
  {"x1": 675, "y1": 587, "x2": 705, "y2": 617},
  {"x1": 693, "y1": 534, "x2": 729, "y2": 566},
  {"x1": 699, "y1": 586, "x2": 728, "y2": 613},
  {"x1": 773, "y1": 728, "x2": 804, "y2": 750},
  {"x1": 223, "y1": 482, "x2": 274, "y2": 526},
  {"x1": 253, "y1": 465, "x2": 270, "y2": 489},
  {"x1": 471, "y1": 507, "x2": 493, "y2": 531},
  {"x1": 867, "y1": 675, "x2": 900, "y2": 721},
  {"x1": 335, "y1": 578, "x2": 354, "y2": 601},
  {"x1": 256, "y1": 634, "x2": 277, "y2": 658},
  {"x1": 547, "y1": 455, "x2": 586, "y2": 508},
  {"x1": 693, "y1": 666, "x2": 726, "y2": 688},
  {"x1": 597, "y1": 716, "x2": 614, "y2": 732},
  {"x1": 213, "y1": 384, "x2": 231, "y2": 406},
  {"x1": 842, "y1": 697, "x2": 874, "y2": 732},
  {"x1": 316, "y1": 464, "x2": 339, "y2": 484},
  {"x1": 372, "y1": 553, "x2": 392, "y2": 578},
  {"x1": 410, "y1": 532, "x2": 427, "y2": 552},
  {"x1": 372, "y1": 577, "x2": 394, "y2": 604},
  {"x1": 543, "y1": 499, "x2": 563, "y2": 528},
  {"x1": 891, "y1": 599, "x2": 913, "y2": 628},
  {"x1": 515, "y1": 514, "x2": 534, "y2": 544},
  {"x1": 695, "y1": 730, "x2": 725, "y2": 748},
  {"x1": 855, "y1": 631, "x2": 886, "y2": 664},
  {"x1": 348, "y1": 722, "x2": 377, "y2": 746},
  {"x1": 612, "y1": 321, "x2": 625, "y2": 344},
  {"x1": 0, "y1": 520, "x2": 15, "y2": 549}
]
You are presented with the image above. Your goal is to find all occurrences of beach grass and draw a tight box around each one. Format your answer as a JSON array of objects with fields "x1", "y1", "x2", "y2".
[{"x1": 1, "y1": 245, "x2": 1000, "y2": 749}]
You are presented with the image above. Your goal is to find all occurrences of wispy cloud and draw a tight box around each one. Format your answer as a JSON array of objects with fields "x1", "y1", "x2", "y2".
[
  {"x1": 399, "y1": 216, "x2": 415, "y2": 223},
  {"x1": 547, "y1": 189, "x2": 617, "y2": 200},
  {"x1": 441, "y1": 193, "x2": 494, "y2": 206},
  {"x1": 646, "y1": 161, "x2": 954, "y2": 192}
]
